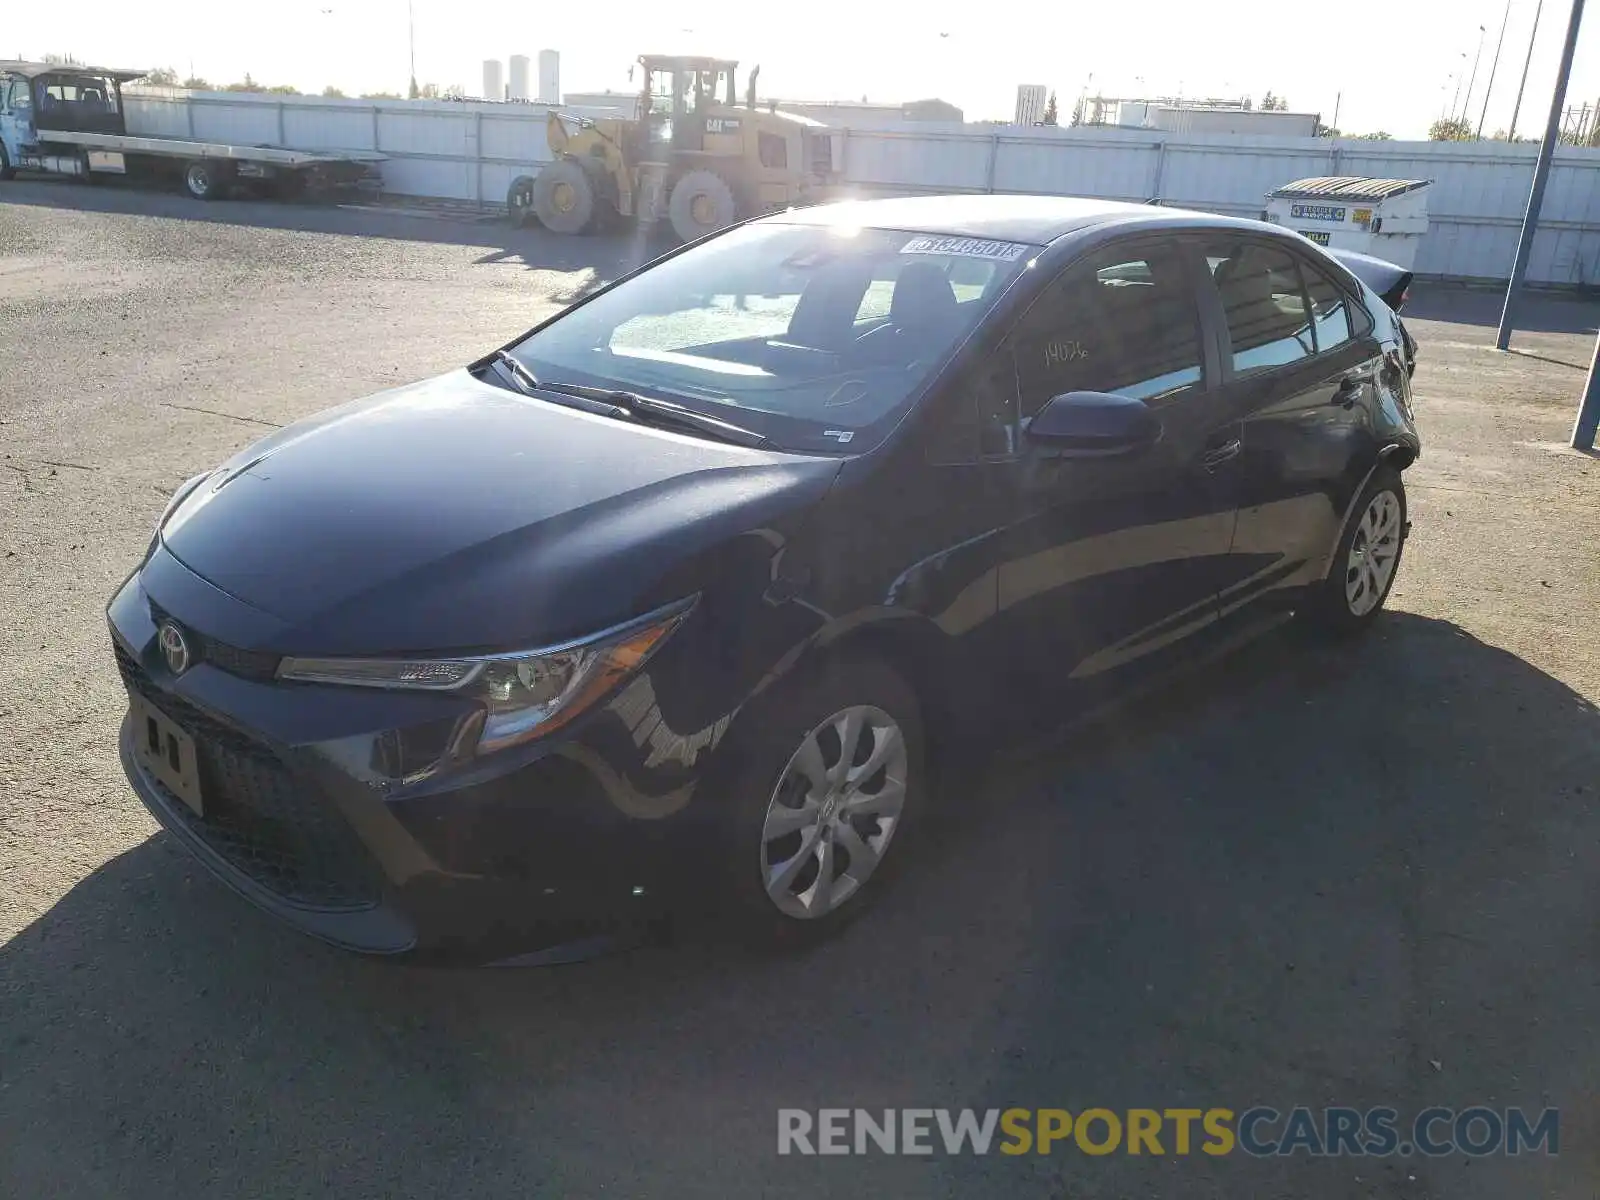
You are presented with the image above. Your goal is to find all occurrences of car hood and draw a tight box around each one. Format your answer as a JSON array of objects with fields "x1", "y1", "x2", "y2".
[{"x1": 159, "y1": 369, "x2": 840, "y2": 654}]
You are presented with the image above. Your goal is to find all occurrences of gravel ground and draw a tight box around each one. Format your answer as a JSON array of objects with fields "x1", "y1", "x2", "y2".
[{"x1": 1, "y1": 179, "x2": 1598, "y2": 1199}]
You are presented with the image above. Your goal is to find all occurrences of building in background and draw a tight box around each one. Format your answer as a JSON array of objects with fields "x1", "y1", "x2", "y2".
[
  {"x1": 508, "y1": 54, "x2": 530, "y2": 102},
  {"x1": 1014, "y1": 84, "x2": 1047, "y2": 126},
  {"x1": 1089, "y1": 95, "x2": 1319, "y2": 137},
  {"x1": 774, "y1": 97, "x2": 963, "y2": 126},
  {"x1": 538, "y1": 50, "x2": 560, "y2": 104},
  {"x1": 481, "y1": 59, "x2": 504, "y2": 102}
]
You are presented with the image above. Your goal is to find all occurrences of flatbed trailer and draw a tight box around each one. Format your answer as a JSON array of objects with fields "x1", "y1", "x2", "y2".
[{"x1": 0, "y1": 61, "x2": 383, "y2": 201}]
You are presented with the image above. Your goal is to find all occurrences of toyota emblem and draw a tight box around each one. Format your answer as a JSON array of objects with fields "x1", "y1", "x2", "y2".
[{"x1": 157, "y1": 621, "x2": 191, "y2": 675}]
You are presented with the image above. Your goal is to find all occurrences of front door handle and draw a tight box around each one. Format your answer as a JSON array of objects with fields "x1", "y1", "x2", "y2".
[{"x1": 1201, "y1": 437, "x2": 1242, "y2": 470}]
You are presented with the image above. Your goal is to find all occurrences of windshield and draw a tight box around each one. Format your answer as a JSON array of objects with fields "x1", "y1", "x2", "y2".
[{"x1": 507, "y1": 222, "x2": 1032, "y2": 453}]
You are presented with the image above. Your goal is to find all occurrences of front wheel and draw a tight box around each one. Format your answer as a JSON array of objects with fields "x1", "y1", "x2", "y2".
[
  {"x1": 713, "y1": 657, "x2": 925, "y2": 947},
  {"x1": 1307, "y1": 465, "x2": 1408, "y2": 634}
]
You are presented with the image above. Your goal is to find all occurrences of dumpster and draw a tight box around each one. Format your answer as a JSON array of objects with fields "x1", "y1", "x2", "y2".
[{"x1": 1263, "y1": 176, "x2": 1431, "y2": 270}]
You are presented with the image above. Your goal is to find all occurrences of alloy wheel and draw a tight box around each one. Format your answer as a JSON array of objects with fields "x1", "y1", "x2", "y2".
[
  {"x1": 759, "y1": 705, "x2": 908, "y2": 920},
  {"x1": 1345, "y1": 489, "x2": 1402, "y2": 616}
]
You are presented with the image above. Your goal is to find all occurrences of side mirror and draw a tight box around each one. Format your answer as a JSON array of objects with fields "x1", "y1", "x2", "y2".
[{"x1": 1024, "y1": 391, "x2": 1161, "y2": 458}]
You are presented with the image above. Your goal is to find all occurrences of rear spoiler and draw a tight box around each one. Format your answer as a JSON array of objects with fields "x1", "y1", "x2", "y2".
[{"x1": 1328, "y1": 248, "x2": 1413, "y2": 313}]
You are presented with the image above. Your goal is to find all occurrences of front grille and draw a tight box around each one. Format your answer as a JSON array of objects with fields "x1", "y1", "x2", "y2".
[
  {"x1": 116, "y1": 644, "x2": 384, "y2": 911},
  {"x1": 147, "y1": 602, "x2": 281, "y2": 682}
]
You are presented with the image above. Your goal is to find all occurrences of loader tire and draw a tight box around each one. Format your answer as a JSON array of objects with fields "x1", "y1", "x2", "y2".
[
  {"x1": 532, "y1": 159, "x2": 595, "y2": 234},
  {"x1": 506, "y1": 174, "x2": 538, "y2": 227},
  {"x1": 668, "y1": 169, "x2": 738, "y2": 242}
]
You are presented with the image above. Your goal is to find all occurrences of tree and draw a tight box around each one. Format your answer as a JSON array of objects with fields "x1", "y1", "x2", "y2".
[
  {"x1": 265, "y1": 84, "x2": 299, "y2": 95},
  {"x1": 1069, "y1": 95, "x2": 1084, "y2": 127},
  {"x1": 182, "y1": 76, "x2": 212, "y2": 91},
  {"x1": 1041, "y1": 91, "x2": 1058, "y2": 126},
  {"x1": 408, "y1": 77, "x2": 420, "y2": 100},
  {"x1": 322, "y1": 85, "x2": 346, "y2": 98},
  {"x1": 361, "y1": 90, "x2": 402, "y2": 100},
  {"x1": 1429, "y1": 117, "x2": 1473, "y2": 141},
  {"x1": 1353, "y1": 131, "x2": 1393, "y2": 140},
  {"x1": 1261, "y1": 90, "x2": 1278, "y2": 111},
  {"x1": 1316, "y1": 123, "x2": 1340, "y2": 138},
  {"x1": 143, "y1": 66, "x2": 179, "y2": 87},
  {"x1": 224, "y1": 73, "x2": 263, "y2": 93},
  {"x1": 43, "y1": 53, "x2": 83, "y2": 66}
]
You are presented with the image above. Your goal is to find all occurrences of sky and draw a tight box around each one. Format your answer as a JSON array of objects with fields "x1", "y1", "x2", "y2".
[{"x1": 11, "y1": 0, "x2": 1600, "y2": 139}]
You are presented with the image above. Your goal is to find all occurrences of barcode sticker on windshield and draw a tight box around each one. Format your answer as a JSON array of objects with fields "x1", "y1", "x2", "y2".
[{"x1": 901, "y1": 235, "x2": 1030, "y2": 261}]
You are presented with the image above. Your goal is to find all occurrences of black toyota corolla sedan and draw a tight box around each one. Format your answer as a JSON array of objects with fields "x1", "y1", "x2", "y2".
[{"x1": 109, "y1": 195, "x2": 1420, "y2": 959}]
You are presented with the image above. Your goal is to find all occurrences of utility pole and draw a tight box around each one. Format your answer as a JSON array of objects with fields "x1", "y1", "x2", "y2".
[
  {"x1": 1508, "y1": 0, "x2": 1546, "y2": 140},
  {"x1": 1460, "y1": 24, "x2": 1488, "y2": 122},
  {"x1": 1450, "y1": 52, "x2": 1468, "y2": 122},
  {"x1": 1496, "y1": 0, "x2": 1586, "y2": 351},
  {"x1": 1478, "y1": 0, "x2": 1513, "y2": 138}
]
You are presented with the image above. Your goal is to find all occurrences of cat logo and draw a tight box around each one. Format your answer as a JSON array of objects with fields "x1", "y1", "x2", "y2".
[{"x1": 705, "y1": 118, "x2": 742, "y2": 134}]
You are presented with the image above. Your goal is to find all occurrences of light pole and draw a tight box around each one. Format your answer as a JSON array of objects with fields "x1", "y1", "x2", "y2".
[
  {"x1": 1496, "y1": 0, "x2": 1586, "y2": 352},
  {"x1": 407, "y1": 0, "x2": 417, "y2": 98},
  {"x1": 1508, "y1": 0, "x2": 1546, "y2": 139},
  {"x1": 1478, "y1": 0, "x2": 1514, "y2": 138},
  {"x1": 1450, "y1": 52, "x2": 1468, "y2": 122},
  {"x1": 1460, "y1": 24, "x2": 1488, "y2": 122}
]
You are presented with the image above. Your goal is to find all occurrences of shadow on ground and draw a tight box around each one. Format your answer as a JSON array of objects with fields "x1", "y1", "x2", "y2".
[
  {"x1": 1406, "y1": 282, "x2": 1600, "y2": 336},
  {"x1": 0, "y1": 176, "x2": 669, "y2": 289},
  {"x1": 2, "y1": 614, "x2": 1596, "y2": 1197}
]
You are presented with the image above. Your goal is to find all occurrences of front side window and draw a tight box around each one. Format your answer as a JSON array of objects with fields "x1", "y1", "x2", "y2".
[
  {"x1": 509, "y1": 222, "x2": 1031, "y2": 454},
  {"x1": 1010, "y1": 241, "x2": 1204, "y2": 418},
  {"x1": 1207, "y1": 242, "x2": 1314, "y2": 375}
]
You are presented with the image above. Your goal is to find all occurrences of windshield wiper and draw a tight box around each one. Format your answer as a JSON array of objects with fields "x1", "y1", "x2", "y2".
[
  {"x1": 491, "y1": 350, "x2": 541, "y2": 395},
  {"x1": 535, "y1": 380, "x2": 772, "y2": 449}
]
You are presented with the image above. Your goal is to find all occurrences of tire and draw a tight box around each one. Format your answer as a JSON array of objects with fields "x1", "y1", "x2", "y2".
[
  {"x1": 0, "y1": 142, "x2": 14, "y2": 181},
  {"x1": 1306, "y1": 464, "x2": 1408, "y2": 635},
  {"x1": 184, "y1": 159, "x2": 223, "y2": 201},
  {"x1": 710, "y1": 656, "x2": 925, "y2": 948},
  {"x1": 506, "y1": 174, "x2": 538, "y2": 227},
  {"x1": 531, "y1": 158, "x2": 595, "y2": 234},
  {"x1": 668, "y1": 168, "x2": 738, "y2": 242}
]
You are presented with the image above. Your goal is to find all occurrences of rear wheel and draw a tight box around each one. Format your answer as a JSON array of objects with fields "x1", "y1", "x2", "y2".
[
  {"x1": 183, "y1": 159, "x2": 224, "y2": 201},
  {"x1": 531, "y1": 159, "x2": 595, "y2": 234},
  {"x1": 1307, "y1": 465, "x2": 1407, "y2": 634},
  {"x1": 506, "y1": 174, "x2": 538, "y2": 227},
  {"x1": 0, "y1": 142, "x2": 14, "y2": 181},
  {"x1": 668, "y1": 169, "x2": 737, "y2": 242}
]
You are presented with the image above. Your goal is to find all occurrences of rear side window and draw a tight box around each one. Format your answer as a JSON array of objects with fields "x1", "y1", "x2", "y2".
[
  {"x1": 1302, "y1": 262, "x2": 1355, "y2": 352},
  {"x1": 1207, "y1": 243, "x2": 1314, "y2": 376},
  {"x1": 1011, "y1": 241, "x2": 1203, "y2": 416}
]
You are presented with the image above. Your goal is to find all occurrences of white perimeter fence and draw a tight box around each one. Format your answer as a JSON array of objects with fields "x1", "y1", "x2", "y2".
[{"x1": 124, "y1": 88, "x2": 1600, "y2": 287}]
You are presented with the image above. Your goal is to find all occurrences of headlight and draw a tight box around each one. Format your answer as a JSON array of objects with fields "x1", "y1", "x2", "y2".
[{"x1": 277, "y1": 599, "x2": 694, "y2": 754}]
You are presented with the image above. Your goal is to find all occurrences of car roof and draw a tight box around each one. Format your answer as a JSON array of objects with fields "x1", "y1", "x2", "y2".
[{"x1": 767, "y1": 193, "x2": 1281, "y2": 246}]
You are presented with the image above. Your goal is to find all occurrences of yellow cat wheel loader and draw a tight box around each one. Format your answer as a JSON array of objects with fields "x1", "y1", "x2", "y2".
[{"x1": 507, "y1": 55, "x2": 843, "y2": 242}]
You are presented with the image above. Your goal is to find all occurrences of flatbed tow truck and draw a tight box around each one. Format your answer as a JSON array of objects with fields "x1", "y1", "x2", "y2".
[{"x1": 0, "y1": 60, "x2": 383, "y2": 200}]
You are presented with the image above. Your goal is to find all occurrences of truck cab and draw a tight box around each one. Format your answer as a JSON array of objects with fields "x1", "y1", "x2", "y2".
[{"x1": 0, "y1": 61, "x2": 141, "y2": 178}]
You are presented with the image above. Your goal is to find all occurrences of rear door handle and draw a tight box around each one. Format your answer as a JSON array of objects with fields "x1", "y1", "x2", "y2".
[
  {"x1": 1332, "y1": 377, "x2": 1365, "y2": 407},
  {"x1": 1201, "y1": 437, "x2": 1242, "y2": 470}
]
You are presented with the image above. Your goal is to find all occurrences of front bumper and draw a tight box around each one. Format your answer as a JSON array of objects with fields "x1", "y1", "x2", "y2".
[{"x1": 108, "y1": 557, "x2": 721, "y2": 959}]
